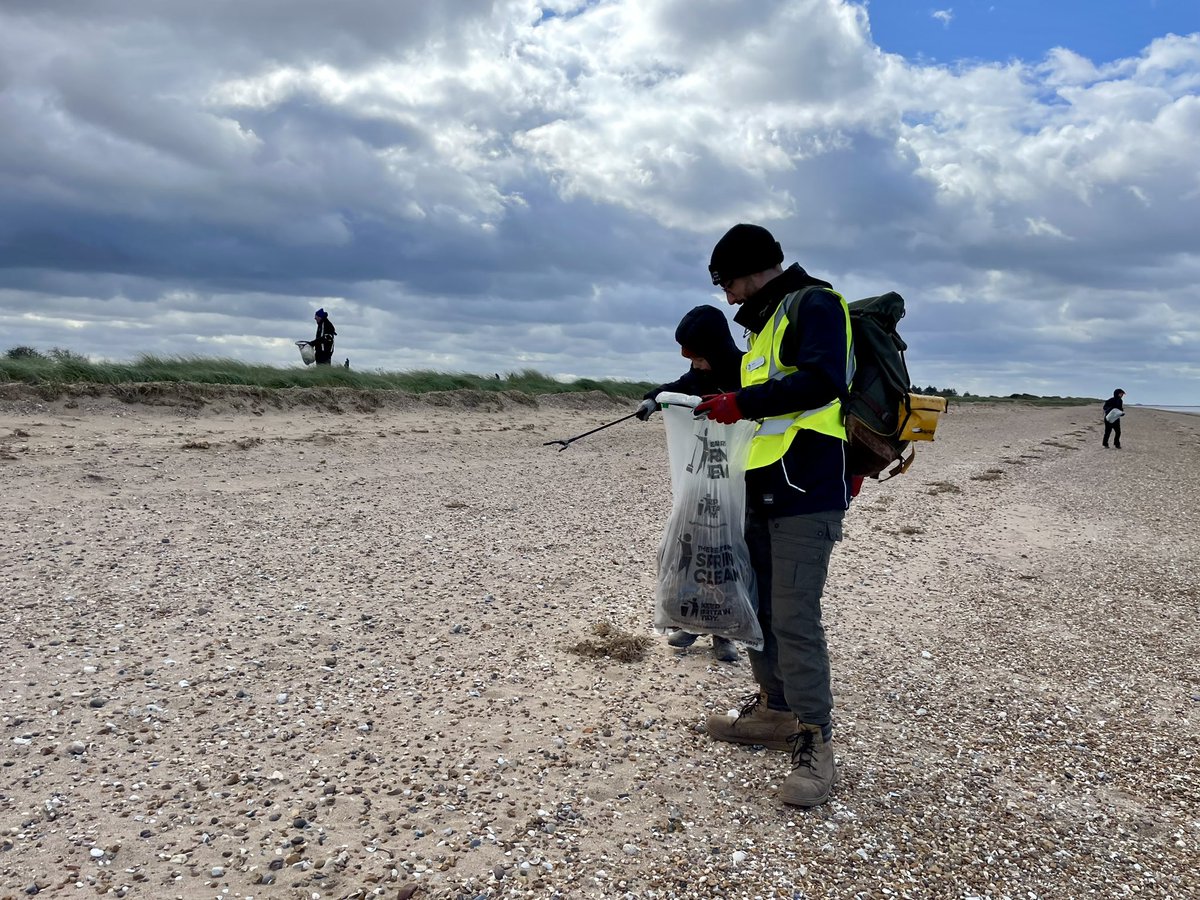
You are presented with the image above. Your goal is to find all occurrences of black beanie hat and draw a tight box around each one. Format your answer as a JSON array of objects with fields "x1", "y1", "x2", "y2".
[
  {"x1": 708, "y1": 224, "x2": 784, "y2": 286},
  {"x1": 673, "y1": 305, "x2": 738, "y2": 359}
]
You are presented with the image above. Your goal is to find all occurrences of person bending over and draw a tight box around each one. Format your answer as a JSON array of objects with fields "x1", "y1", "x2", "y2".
[{"x1": 637, "y1": 305, "x2": 744, "y2": 663}]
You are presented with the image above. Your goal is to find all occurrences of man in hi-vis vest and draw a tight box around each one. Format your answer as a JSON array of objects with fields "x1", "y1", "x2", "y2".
[{"x1": 694, "y1": 223, "x2": 854, "y2": 808}]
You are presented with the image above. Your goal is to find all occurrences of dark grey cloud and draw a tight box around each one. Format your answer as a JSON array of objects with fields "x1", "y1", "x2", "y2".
[{"x1": 2, "y1": 0, "x2": 505, "y2": 69}]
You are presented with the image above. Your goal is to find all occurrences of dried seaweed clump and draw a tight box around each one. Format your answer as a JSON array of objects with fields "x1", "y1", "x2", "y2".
[{"x1": 567, "y1": 622, "x2": 651, "y2": 662}]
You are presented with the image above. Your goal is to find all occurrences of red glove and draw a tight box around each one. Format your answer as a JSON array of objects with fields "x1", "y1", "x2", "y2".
[{"x1": 694, "y1": 392, "x2": 743, "y2": 424}]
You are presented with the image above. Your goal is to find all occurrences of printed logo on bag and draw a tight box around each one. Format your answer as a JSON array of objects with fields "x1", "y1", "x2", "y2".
[
  {"x1": 685, "y1": 432, "x2": 730, "y2": 478},
  {"x1": 672, "y1": 532, "x2": 741, "y2": 591},
  {"x1": 696, "y1": 494, "x2": 721, "y2": 519},
  {"x1": 677, "y1": 532, "x2": 693, "y2": 572},
  {"x1": 677, "y1": 584, "x2": 736, "y2": 623},
  {"x1": 692, "y1": 542, "x2": 740, "y2": 587}
]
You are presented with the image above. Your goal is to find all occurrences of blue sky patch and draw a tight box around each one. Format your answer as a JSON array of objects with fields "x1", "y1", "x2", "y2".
[{"x1": 868, "y1": 0, "x2": 1199, "y2": 65}]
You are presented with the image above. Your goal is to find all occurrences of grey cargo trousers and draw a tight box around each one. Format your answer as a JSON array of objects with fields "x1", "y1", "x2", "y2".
[{"x1": 745, "y1": 509, "x2": 844, "y2": 739}]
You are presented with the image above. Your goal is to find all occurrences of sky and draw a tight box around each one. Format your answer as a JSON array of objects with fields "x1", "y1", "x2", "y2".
[{"x1": 1, "y1": 1, "x2": 1197, "y2": 403}]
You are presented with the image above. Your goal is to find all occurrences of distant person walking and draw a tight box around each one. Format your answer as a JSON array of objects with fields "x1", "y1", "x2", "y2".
[
  {"x1": 1102, "y1": 388, "x2": 1126, "y2": 449},
  {"x1": 312, "y1": 309, "x2": 336, "y2": 366}
]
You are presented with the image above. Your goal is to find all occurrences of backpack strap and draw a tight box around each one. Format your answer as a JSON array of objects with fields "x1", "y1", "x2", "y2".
[
  {"x1": 880, "y1": 445, "x2": 915, "y2": 480},
  {"x1": 783, "y1": 285, "x2": 854, "y2": 405},
  {"x1": 782, "y1": 284, "x2": 827, "y2": 321}
]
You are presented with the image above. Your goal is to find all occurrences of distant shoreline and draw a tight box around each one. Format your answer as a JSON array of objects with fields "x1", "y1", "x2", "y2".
[{"x1": 1137, "y1": 405, "x2": 1200, "y2": 415}]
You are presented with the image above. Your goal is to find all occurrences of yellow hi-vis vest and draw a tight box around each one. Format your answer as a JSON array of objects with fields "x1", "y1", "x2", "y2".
[{"x1": 742, "y1": 288, "x2": 855, "y2": 470}]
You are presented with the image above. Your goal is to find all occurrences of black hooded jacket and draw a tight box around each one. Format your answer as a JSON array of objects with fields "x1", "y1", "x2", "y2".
[
  {"x1": 730, "y1": 264, "x2": 853, "y2": 517},
  {"x1": 313, "y1": 318, "x2": 336, "y2": 356},
  {"x1": 643, "y1": 305, "x2": 743, "y2": 400}
]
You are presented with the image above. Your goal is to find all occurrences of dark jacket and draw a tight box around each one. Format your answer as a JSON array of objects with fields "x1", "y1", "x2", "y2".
[
  {"x1": 643, "y1": 305, "x2": 742, "y2": 400},
  {"x1": 731, "y1": 264, "x2": 852, "y2": 517},
  {"x1": 313, "y1": 319, "x2": 337, "y2": 358},
  {"x1": 1103, "y1": 394, "x2": 1124, "y2": 415}
]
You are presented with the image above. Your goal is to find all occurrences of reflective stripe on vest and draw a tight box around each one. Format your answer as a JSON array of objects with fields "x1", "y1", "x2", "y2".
[{"x1": 742, "y1": 288, "x2": 854, "y2": 470}]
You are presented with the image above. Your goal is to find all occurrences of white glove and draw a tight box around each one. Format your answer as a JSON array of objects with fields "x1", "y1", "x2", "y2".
[{"x1": 635, "y1": 399, "x2": 657, "y2": 421}]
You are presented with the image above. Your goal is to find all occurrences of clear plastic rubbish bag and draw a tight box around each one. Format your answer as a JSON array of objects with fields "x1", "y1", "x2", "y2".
[
  {"x1": 297, "y1": 341, "x2": 316, "y2": 366},
  {"x1": 653, "y1": 394, "x2": 762, "y2": 650}
]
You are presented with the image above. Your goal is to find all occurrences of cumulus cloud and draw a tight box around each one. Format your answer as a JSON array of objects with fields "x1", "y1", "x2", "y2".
[
  {"x1": 0, "y1": 1, "x2": 1197, "y2": 401},
  {"x1": 932, "y1": 9, "x2": 954, "y2": 27}
]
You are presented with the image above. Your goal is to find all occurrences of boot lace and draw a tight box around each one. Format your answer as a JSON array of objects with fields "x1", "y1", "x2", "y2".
[
  {"x1": 788, "y1": 729, "x2": 818, "y2": 772},
  {"x1": 734, "y1": 692, "x2": 762, "y2": 720}
]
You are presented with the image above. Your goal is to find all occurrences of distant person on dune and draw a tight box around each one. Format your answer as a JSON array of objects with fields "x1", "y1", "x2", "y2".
[
  {"x1": 312, "y1": 309, "x2": 336, "y2": 366},
  {"x1": 1102, "y1": 388, "x2": 1125, "y2": 449}
]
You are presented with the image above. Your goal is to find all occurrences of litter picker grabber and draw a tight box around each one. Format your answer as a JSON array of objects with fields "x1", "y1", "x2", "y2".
[{"x1": 542, "y1": 411, "x2": 640, "y2": 451}]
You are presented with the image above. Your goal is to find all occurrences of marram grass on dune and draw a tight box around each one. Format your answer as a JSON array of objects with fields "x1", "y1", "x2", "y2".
[{"x1": 0, "y1": 349, "x2": 657, "y2": 401}]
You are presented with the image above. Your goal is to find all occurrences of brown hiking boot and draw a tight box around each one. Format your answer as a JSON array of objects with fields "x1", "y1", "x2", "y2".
[
  {"x1": 705, "y1": 693, "x2": 796, "y2": 751},
  {"x1": 779, "y1": 723, "x2": 838, "y2": 807}
]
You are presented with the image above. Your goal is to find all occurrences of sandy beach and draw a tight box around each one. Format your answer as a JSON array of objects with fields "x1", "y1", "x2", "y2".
[{"x1": 1, "y1": 386, "x2": 1197, "y2": 900}]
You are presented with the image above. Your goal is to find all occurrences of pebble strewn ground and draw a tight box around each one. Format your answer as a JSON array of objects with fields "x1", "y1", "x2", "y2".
[{"x1": 1, "y1": 387, "x2": 1197, "y2": 900}]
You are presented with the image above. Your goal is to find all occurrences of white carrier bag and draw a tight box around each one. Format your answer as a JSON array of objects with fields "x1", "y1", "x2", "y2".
[
  {"x1": 653, "y1": 392, "x2": 763, "y2": 649},
  {"x1": 296, "y1": 341, "x2": 316, "y2": 366}
]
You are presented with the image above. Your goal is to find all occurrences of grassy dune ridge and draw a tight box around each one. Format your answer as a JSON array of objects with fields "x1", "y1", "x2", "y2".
[
  {"x1": 0, "y1": 349, "x2": 1099, "y2": 405},
  {"x1": 0, "y1": 352, "x2": 658, "y2": 401}
]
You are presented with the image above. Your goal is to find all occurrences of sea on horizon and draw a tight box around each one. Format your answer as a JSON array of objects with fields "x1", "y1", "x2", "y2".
[{"x1": 1138, "y1": 405, "x2": 1200, "y2": 415}]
